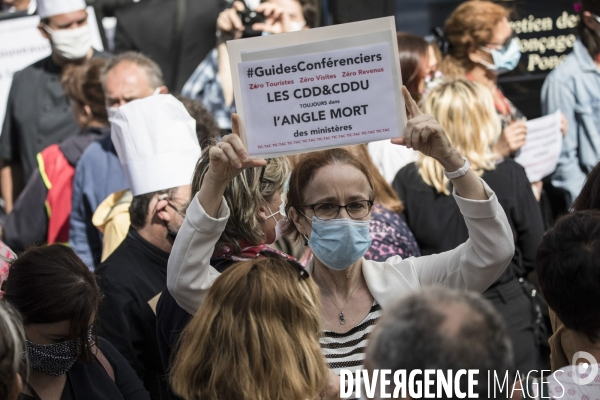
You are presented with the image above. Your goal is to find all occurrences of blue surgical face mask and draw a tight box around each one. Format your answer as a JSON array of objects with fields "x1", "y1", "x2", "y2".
[
  {"x1": 479, "y1": 37, "x2": 521, "y2": 75},
  {"x1": 304, "y1": 217, "x2": 371, "y2": 271}
]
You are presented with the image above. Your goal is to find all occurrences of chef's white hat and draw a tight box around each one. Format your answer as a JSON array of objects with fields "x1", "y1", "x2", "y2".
[
  {"x1": 37, "y1": 0, "x2": 87, "y2": 19},
  {"x1": 111, "y1": 95, "x2": 201, "y2": 196}
]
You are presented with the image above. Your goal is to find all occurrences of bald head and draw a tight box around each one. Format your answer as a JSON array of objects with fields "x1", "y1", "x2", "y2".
[
  {"x1": 103, "y1": 52, "x2": 167, "y2": 108},
  {"x1": 366, "y1": 287, "x2": 513, "y2": 399}
]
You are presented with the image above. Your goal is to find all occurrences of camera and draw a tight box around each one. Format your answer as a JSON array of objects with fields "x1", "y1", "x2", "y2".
[{"x1": 237, "y1": 9, "x2": 265, "y2": 38}]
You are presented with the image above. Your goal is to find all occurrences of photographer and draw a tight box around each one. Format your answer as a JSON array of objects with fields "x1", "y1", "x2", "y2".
[{"x1": 181, "y1": 0, "x2": 318, "y2": 131}]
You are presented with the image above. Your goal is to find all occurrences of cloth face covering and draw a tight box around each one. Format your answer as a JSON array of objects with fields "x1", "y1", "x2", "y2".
[
  {"x1": 25, "y1": 328, "x2": 93, "y2": 376},
  {"x1": 44, "y1": 24, "x2": 92, "y2": 60},
  {"x1": 307, "y1": 217, "x2": 371, "y2": 270}
]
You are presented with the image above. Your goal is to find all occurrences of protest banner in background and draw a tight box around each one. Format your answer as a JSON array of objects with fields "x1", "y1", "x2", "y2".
[
  {"x1": 515, "y1": 111, "x2": 562, "y2": 182},
  {"x1": 0, "y1": 7, "x2": 103, "y2": 131},
  {"x1": 228, "y1": 17, "x2": 404, "y2": 158}
]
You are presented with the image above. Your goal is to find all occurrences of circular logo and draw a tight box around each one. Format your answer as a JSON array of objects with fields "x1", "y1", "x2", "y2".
[{"x1": 572, "y1": 352, "x2": 598, "y2": 386}]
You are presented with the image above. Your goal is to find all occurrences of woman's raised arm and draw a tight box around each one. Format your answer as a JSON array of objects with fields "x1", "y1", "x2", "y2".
[
  {"x1": 392, "y1": 87, "x2": 488, "y2": 201},
  {"x1": 167, "y1": 114, "x2": 266, "y2": 314}
]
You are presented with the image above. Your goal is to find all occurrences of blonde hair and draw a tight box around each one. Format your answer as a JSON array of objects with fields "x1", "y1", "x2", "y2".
[
  {"x1": 441, "y1": 0, "x2": 510, "y2": 78},
  {"x1": 418, "y1": 80, "x2": 500, "y2": 195},
  {"x1": 191, "y1": 145, "x2": 290, "y2": 253},
  {"x1": 170, "y1": 257, "x2": 327, "y2": 400},
  {"x1": 0, "y1": 301, "x2": 26, "y2": 400}
]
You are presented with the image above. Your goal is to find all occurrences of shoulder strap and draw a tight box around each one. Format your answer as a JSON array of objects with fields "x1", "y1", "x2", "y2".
[
  {"x1": 26, "y1": 383, "x2": 43, "y2": 400},
  {"x1": 92, "y1": 344, "x2": 115, "y2": 383}
]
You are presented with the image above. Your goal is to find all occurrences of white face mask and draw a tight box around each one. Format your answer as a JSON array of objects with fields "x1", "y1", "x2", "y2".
[
  {"x1": 266, "y1": 205, "x2": 283, "y2": 242},
  {"x1": 44, "y1": 24, "x2": 92, "y2": 61},
  {"x1": 289, "y1": 20, "x2": 306, "y2": 32},
  {"x1": 106, "y1": 106, "x2": 118, "y2": 121},
  {"x1": 274, "y1": 218, "x2": 285, "y2": 241}
]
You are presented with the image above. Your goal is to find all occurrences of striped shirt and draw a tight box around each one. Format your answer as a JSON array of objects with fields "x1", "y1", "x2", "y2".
[{"x1": 321, "y1": 301, "x2": 382, "y2": 399}]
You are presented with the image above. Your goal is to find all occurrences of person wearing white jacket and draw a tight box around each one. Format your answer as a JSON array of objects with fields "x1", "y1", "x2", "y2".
[{"x1": 166, "y1": 87, "x2": 514, "y2": 399}]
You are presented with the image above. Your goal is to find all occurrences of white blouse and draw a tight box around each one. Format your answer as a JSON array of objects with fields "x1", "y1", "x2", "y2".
[
  {"x1": 166, "y1": 179, "x2": 513, "y2": 399},
  {"x1": 167, "y1": 179, "x2": 514, "y2": 316}
]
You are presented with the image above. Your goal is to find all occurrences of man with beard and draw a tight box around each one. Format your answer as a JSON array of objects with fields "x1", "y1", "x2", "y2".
[{"x1": 96, "y1": 94, "x2": 200, "y2": 400}]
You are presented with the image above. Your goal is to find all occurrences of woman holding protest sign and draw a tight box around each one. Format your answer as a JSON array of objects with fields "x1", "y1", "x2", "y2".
[
  {"x1": 165, "y1": 86, "x2": 513, "y2": 395},
  {"x1": 155, "y1": 152, "x2": 293, "y2": 368}
]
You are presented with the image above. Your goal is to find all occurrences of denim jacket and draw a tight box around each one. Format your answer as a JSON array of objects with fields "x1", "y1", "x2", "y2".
[{"x1": 541, "y1": 39, "x2": 600, "y2": 206}]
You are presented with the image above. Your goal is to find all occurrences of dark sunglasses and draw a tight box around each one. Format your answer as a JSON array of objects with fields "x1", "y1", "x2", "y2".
[
  {"x1": 259, "y1": 158, "x2": 272, "y2": 189},
  {"x1": 259, "y1": 249, "x2": 309, "y2": 281}
]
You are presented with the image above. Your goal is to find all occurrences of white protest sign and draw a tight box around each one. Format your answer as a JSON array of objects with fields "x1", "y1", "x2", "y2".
[
  {"x1": 515, "y1": 111, "x2": 562, "y2": 182},
  {"x1": 228, "y1": 17, "x2": 404, "y2": 157},
  {"x1": 0, "y1": 7, "x2": 103, "y2": 131}
]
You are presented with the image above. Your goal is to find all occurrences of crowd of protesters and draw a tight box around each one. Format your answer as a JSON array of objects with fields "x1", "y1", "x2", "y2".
[{"x1": 1, "y1": 0, "x2": 600, "y2": 399}]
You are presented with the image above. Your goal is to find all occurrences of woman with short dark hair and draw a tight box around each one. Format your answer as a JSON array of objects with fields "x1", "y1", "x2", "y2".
[
  {"x1": 397, "y1": 32, "x2": 437, "y2": 102},
  {"x1": 2, "y1": 244, "x2": 149, "y2": 400}
]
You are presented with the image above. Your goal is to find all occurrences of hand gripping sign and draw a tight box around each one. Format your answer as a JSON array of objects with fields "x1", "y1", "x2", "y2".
[{"x1": 227, "y1": 17, "x2": 405, "y2": 158}]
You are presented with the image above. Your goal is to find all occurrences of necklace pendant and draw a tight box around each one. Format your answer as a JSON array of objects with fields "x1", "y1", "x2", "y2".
[{"x1": 339, "y1": 312, "x2": 346, "y2": 325}]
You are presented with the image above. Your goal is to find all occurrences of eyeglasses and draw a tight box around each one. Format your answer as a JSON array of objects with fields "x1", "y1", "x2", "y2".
[
  {"x1": 259, "y1": 249, "x2": 309, "y2": 281},
  {"x1": 166, "y1": 201, "x2": 186, "y2": 218},
  {"x1": 302, "y1": 200, "x2": 374, "y2": 220},
  {"x1": 259, "y1": 158, "x2": 271, "y2": 190},
  {"x1": 158, "y1": 194, "x2": 186, "y2": 218},
  {"x1": 482, "y1": 30, "x2": 516, "y2": 52}
]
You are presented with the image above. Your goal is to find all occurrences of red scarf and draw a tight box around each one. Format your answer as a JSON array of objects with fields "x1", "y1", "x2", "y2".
[
  {"x1": 213, "y1": 240, "x2": 297, "y2": 263},
  {"x1": 465, "y1": 73, "x2": 512, "y2": 117}
]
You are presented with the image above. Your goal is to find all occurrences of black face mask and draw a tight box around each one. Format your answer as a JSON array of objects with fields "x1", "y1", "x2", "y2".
[{"x1": 25, "y1": 328, "x2": 92, "y2": 376}]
